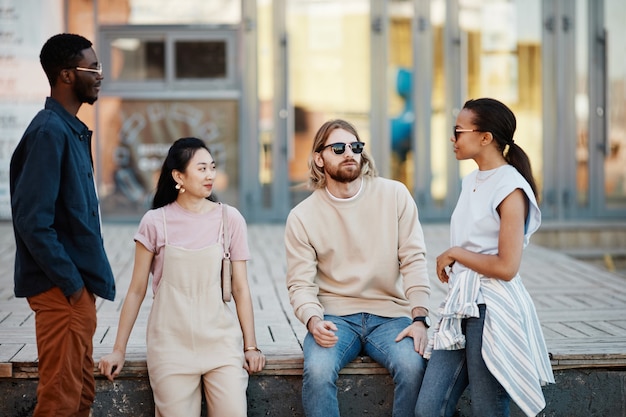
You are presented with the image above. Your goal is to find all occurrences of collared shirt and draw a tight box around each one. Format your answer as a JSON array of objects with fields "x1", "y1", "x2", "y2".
[{"x1": 10, "y1": 97, "x2": 116, "y2": 300}]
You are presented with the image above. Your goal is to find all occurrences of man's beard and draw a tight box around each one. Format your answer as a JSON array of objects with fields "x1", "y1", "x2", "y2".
[
  {"x1": 326, "y1": 161, "x2": 360, "y2": 183},
  {"x1": 78, "y1": 89, "x2": 98, "y2": 105},
  {"x1": 74, "y1": 81, "x2": 98, "y2": 105},
  {"x1": 83, "y1": 95, "x2": 98, "y2": 105}
]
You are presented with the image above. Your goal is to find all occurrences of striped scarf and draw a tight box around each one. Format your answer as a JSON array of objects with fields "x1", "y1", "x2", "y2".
[{"x1": 425, "y1": 269, "x2": 555, "y2": 417}]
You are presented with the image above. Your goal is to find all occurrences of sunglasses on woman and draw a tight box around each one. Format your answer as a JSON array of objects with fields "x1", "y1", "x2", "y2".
[
  {"x1": 320, "y1": 141, "x2": 365, "y2": 155},
  {"x1": 453, "y1": 127, "x2": 483, "y2": 142}
]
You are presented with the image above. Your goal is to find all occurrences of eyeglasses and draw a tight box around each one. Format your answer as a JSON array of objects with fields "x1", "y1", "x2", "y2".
[
  {"x1": 74, "y1": 63, "x2": 103, "y2": 76},
  {"x1": 453, "y1": 127, "x2": 482, "y2": 142},
  {"x1": 320, "y1": 141, "x2": 365, "y2": 155}
]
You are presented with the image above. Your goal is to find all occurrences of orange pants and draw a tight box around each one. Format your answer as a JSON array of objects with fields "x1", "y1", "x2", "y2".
[{"x1": 27, "y1": 286, "x2": 97, "y2": 417}]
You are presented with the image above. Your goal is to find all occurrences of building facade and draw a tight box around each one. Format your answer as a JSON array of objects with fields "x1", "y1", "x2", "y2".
[{"x1": 1, "y1": 0, "x2": 624, "y2": 223}]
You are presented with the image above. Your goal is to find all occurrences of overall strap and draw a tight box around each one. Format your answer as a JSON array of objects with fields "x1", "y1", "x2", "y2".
[
  {"x1": 221, "y1": 203, "x2": 230, "y2": 259},
  {"x1": 161, "y1": 207, "x2": 169, "y2": 245}
]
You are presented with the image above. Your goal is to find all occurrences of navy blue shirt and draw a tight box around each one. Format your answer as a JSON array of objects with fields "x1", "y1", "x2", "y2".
[{"x1": 10, "y1": 97, "x2": 116, "y2": 301}]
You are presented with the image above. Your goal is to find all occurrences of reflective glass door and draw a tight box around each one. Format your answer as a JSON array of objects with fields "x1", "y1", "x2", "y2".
[
  {"x1": 285, "y1": 0, "x2": 372, "y2": 207},
  {"x1": 598, "y1": 0, "x2": 626, "y2": 214},
  {"x1": 415, "y1": 0, "x2": 544, "y2": 221},
  {"x1": 573, "y1": 0, "x2": 626, "y2": 219}
]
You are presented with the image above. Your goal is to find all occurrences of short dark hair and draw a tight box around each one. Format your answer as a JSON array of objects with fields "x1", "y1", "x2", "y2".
[{"x1": 40, "y1": 33, "x2": 92, "y2": 87}]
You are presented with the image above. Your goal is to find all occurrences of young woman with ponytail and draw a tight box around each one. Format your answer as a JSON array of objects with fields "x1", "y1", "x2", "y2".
[{"x1": 415, "y1": 98, "x2": 554, "y2": 417}]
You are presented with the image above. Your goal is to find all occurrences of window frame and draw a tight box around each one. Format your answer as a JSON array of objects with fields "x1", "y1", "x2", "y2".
[{"x1": 99, "y1": 25, "x2": 239, "y2": 94}]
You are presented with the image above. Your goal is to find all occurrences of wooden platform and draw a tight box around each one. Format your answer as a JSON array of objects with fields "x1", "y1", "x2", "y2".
[{"x1": 2, "y1": 220, "x2": 626, "y2": 377}]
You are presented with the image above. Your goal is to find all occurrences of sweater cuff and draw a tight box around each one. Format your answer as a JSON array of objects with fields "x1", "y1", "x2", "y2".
[
  {"x1": 408, "y1": 289, "x2": 430, "y2": 313},
  {"x1": 301, "y1": 307, "x2": 324, "y2": 328}
]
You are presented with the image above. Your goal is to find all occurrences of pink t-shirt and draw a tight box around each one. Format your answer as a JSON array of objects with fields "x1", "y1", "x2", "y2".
[{"x1": 134, "y1": 201, "x2": 251, "y2": 294}]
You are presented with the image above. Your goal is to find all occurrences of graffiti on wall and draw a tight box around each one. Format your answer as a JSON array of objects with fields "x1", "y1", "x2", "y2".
[{"x1": 99, "y1": 99, "x2": 239, "y2": 218}]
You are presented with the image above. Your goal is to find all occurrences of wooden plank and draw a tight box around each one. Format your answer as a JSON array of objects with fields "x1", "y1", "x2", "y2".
[
  {"x1": 565, "y1": 321, "x2": 622, "y2": 338},
  {"x1": 0, "y1": 362, "x2": 12, "y2": 377},
  {"x1": 0, "y1": 311, "x2": 34, "y2": 327},
  {"x1": 0, "y1": 343, "x2": 25, "y2": 362},
  {"x1": 10, "y1": 343, "x2": 38, "y2": 363},
  {"x1": 0, "y1": 331, "x2": 36, "y2": 344},
  {"x1": 91, "y1": 354, "x2": 389, "y2": 378},
  {"x1": 588, "y1": 320, "x2": 626, "y2": 336},
  {"x1": 547, "y1": 336, "x2": 626, "y2": 357},
  {"x1": 538, "y1": 308, "x2": 626, "y2": 323}
]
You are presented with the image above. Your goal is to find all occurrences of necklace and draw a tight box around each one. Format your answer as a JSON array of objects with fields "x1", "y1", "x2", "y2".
[{"x1": 473, "y1": 168, "x2": 498, "y2": 192}]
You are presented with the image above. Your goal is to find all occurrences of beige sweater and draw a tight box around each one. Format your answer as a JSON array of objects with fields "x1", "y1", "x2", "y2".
[{"x1": 285, "y1": 176, "x2": 431, "y2": 327}]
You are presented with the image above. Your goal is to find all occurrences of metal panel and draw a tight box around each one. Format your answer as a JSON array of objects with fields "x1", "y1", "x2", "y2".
[
  {"x1": 557, "y1": 0, "x2": 578, "y2": 219},
  {"x1": 240, "y1": 0, "x2": 261, "y2": 220},
  {"x1": 272, "y1": 0, "x2": 291, "y2": 220},
  {"x1": 370, "y1": 0, "x2": 390, "y2": 178},
  {"x1": 444, "y1": 0, "x2": 463, "y2": 213},
  {"x1": 412, "y1": 0, "x2": 435, "y2": 213},
  {"x1": 587, "y1": 1, "x2": 608, "y2": 215},
  {"x1": 541, "y1": 0, "x2": 578, "y2": 220},
  {"x1": 541, "y1": 0, "x2": 559, "y2": 219}
]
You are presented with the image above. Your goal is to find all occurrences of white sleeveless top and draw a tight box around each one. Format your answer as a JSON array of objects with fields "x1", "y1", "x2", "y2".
[{"x1": 448, "y1": 164, "x2": 541, "y2": 299}]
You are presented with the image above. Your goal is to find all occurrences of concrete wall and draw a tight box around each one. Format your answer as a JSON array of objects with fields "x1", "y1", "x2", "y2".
[{"x1": 1, "y1": 369, "x2": 624, "y2": 416}]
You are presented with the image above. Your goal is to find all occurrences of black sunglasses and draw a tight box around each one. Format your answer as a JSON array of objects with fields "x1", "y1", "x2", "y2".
[
  {"x1": 320, "y1": 141, "x2": 365, "y2": 155},
  {"x1": 453, "y1": 127, "x2": 483, "y2": 142}
]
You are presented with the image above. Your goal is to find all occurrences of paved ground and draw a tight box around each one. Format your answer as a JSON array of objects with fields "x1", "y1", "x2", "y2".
[{"x1": 1, "y1": 220, "x2": 626, "y2": 374}]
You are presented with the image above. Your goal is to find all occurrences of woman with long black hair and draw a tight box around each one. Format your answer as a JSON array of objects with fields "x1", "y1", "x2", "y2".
[{"x1": 99, "y1": 137, "x2": 265, "y2": 416}]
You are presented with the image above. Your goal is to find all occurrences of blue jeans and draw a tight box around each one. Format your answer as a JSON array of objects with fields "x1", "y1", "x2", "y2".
[
  {"x1": 415, "y1": 304, "x2": 510, "y2": 417},
  {"x1": 302, "y1": 313, "x2": 426, "y2": 417}
]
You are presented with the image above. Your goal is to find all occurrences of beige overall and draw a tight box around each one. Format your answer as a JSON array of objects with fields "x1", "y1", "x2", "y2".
[{"x1": 146, "y1": 208, "x2": 247, "y2": 416}]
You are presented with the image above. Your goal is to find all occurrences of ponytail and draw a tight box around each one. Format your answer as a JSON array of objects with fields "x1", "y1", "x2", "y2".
[
  {"x1": 505, "y1": 143, "x2": 538, "y2": 199},
  {"x1": 463, "y1": 98, "x2": 539, "y2": 200}
]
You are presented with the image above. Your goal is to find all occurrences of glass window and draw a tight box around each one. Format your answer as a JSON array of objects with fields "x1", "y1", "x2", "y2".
[
  {"x1": 286, "y1": 0, "x2": 371, "y2": 206},
  {"x1": 458, "y1": 0, "x2": 543, "y2": 185},
  {"x1": 175, "y1": 40, "x2": 227, "y2": 79},
  {"x1": 388, "y1": 0, "x2": 415, "y2": 190},
  {"x1": 575, "y1": 0, "x2": 589, "y2": 206},
  {"x1": 604, "y1": 0, "x2": 626, "y2": 208},
  {"x1": 110, "y1": 38, "x2": 165, "y2": 82},
  {"x1": 101, "y1": 28, "x2": 238, "y2": 92},
  {"x1": 127, "y1": 0, "x2": 241, "y2": 25}
]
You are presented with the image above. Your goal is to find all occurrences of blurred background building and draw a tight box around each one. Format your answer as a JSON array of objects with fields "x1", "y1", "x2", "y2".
[{"x1": 0, "y1": 0, "x2": 624, "y2": 223}]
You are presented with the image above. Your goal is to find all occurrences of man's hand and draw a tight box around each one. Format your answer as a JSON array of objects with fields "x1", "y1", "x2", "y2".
[
  {"x1": 307, "y1": 316, "x2": 339, "y2": 348},
  {"x1": 395, "y1": 321, "x2": 428, "y2": 356}
]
